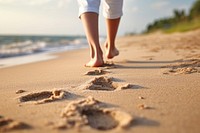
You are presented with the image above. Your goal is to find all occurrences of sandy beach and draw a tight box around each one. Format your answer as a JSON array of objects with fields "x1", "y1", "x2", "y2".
[{"x1": 0, "y1": 30, "x2": 200, "y2": 133}]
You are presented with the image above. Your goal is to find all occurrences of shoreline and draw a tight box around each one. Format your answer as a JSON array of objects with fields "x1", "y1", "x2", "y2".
[
  {"x1": 0, "y1": 52, "x2": 57, "y2": 69},
  {"x1": 0, "y1": 46, "x2": 89, "y2": 69}
]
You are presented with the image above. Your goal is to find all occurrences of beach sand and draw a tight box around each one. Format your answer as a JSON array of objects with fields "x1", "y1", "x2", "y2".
[{"x1": 0, "y1": 30, "x2": 200, "y2": 133}]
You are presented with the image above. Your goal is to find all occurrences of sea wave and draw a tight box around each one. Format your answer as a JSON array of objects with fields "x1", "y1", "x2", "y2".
[
  {"x1": 0, "y1": 36, "x2": 89, "y2": 58},
  {"x1": 0, "y1": 41, "x2": 46, "y2": 57}
]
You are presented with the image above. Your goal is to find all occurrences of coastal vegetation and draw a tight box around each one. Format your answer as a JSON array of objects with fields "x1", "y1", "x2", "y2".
[{"x1": 145, "y1": 0, "x2": 200, "y2": 33}]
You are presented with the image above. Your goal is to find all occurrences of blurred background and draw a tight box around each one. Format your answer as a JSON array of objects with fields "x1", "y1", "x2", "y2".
[{"x1": 0, "y1": 0, "x2": 199, "y2": 59}]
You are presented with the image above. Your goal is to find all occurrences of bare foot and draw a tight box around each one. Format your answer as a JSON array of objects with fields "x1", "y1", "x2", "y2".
[
  {"x1": 105, "y1": 43, "x2": 119, "y2": 59},
  {"x1": 85, "y1": 58, "x2": 104, "y2": 67},
  {"x1": 106, "y1": 48, "x2": 119, "y2": 59},
  {"x1": 86, "y1": 45, "x2": 104, "y2": 67}
]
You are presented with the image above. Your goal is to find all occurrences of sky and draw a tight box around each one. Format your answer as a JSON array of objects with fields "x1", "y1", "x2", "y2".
[{"x1": 0, "y1": 0, "x2": 196, "y2": 36}]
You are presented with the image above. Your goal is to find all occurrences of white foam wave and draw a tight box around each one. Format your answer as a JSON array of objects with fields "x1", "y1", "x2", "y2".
[{"x1": 0, "y1": 41, "x2": 47, "y2": 57}]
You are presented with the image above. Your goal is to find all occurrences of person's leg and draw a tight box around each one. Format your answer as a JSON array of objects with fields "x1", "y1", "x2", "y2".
[
  {"x1": 103, "y1": 0, "x2": 123, "y2": 59},
  {"x1": 77, "y1": 0, "x2": 103, "y2": 67},
  {"x1": 80, "y1": 13, "x2": 103, "y2": 67},
  {"x1": 105, "y1": 18, "x2": 120, "y2": 59}
]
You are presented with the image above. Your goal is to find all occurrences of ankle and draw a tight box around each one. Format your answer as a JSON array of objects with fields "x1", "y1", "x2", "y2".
[
  {"x1": 96, "y1": 48, "x2": 103, "y2": 56},
  {"x1": 105, "y1": 42, "x2": 115, "y2": 50},
  {"x1": 94, "y1": 52, "x2": 103, "y2": 61}
]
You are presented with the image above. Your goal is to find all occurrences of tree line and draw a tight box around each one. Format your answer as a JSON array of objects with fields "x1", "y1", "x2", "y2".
[{"x1": 145, "y1": 0, "x2": 200, "y2": 33}]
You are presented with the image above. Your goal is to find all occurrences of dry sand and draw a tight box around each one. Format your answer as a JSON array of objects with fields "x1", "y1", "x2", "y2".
[{"x1": 0, "y1": 29, "x2": 200, "y2": 133}]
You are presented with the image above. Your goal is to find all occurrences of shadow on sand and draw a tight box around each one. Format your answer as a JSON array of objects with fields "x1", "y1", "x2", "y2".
[
  {"x1": 106, "y1": 59, "x2": 183, "y2": 69},
  {"x1": 131, "y1": 116, "x2": 160, "y2": 127}
]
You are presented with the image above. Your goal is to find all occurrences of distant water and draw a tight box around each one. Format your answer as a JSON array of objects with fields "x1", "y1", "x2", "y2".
[{"x1": 0, "y1": 35, "x2": 90, "y2": 58}]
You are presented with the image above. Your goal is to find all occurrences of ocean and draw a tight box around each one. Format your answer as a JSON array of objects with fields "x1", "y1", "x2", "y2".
[{"x1": 0, "y1": 35, "x2": 89, "y2": 58}]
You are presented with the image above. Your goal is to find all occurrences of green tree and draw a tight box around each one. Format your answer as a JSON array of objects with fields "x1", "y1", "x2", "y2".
[
  {"x1": 173, "y1": 9, "x2": 186, "y2": 22},
  {"x1": 190, "y1": 0, "x2": 200, "y2": 18}
]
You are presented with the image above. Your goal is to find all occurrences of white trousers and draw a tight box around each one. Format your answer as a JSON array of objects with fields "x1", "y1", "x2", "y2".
[{"x1": 77, "y1": 0, "x2": 123, "y2": 19}]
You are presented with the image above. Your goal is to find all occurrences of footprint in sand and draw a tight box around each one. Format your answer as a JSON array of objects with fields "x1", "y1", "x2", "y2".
[
  {"x1": 84, "y1": 69, "x2": 110, "y2": 76},
  {"x1": 185, "y1": 53, "x2": 200, "y2": 59},
  {"x1": 18, "y1": 89, "x2": 76, "y2": 104},
  {"x1": 163, "y1": 58, "x2": 200, "y2": 75},
  {"x1": 0, "y1": 116, "x2": 31, "y2": 132},
  {"x1": 55, "y1": 96, "x2": 133, "y2": 131},
  {"x1": 79, "y1": 76, "x2": 134, "y2": 91},
  {"x1": 16, "y1": 89, "x2": 26, "y2": 94},
  {"x1": 163, "y1": 67, "x2": 199, "y2": 75}
]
